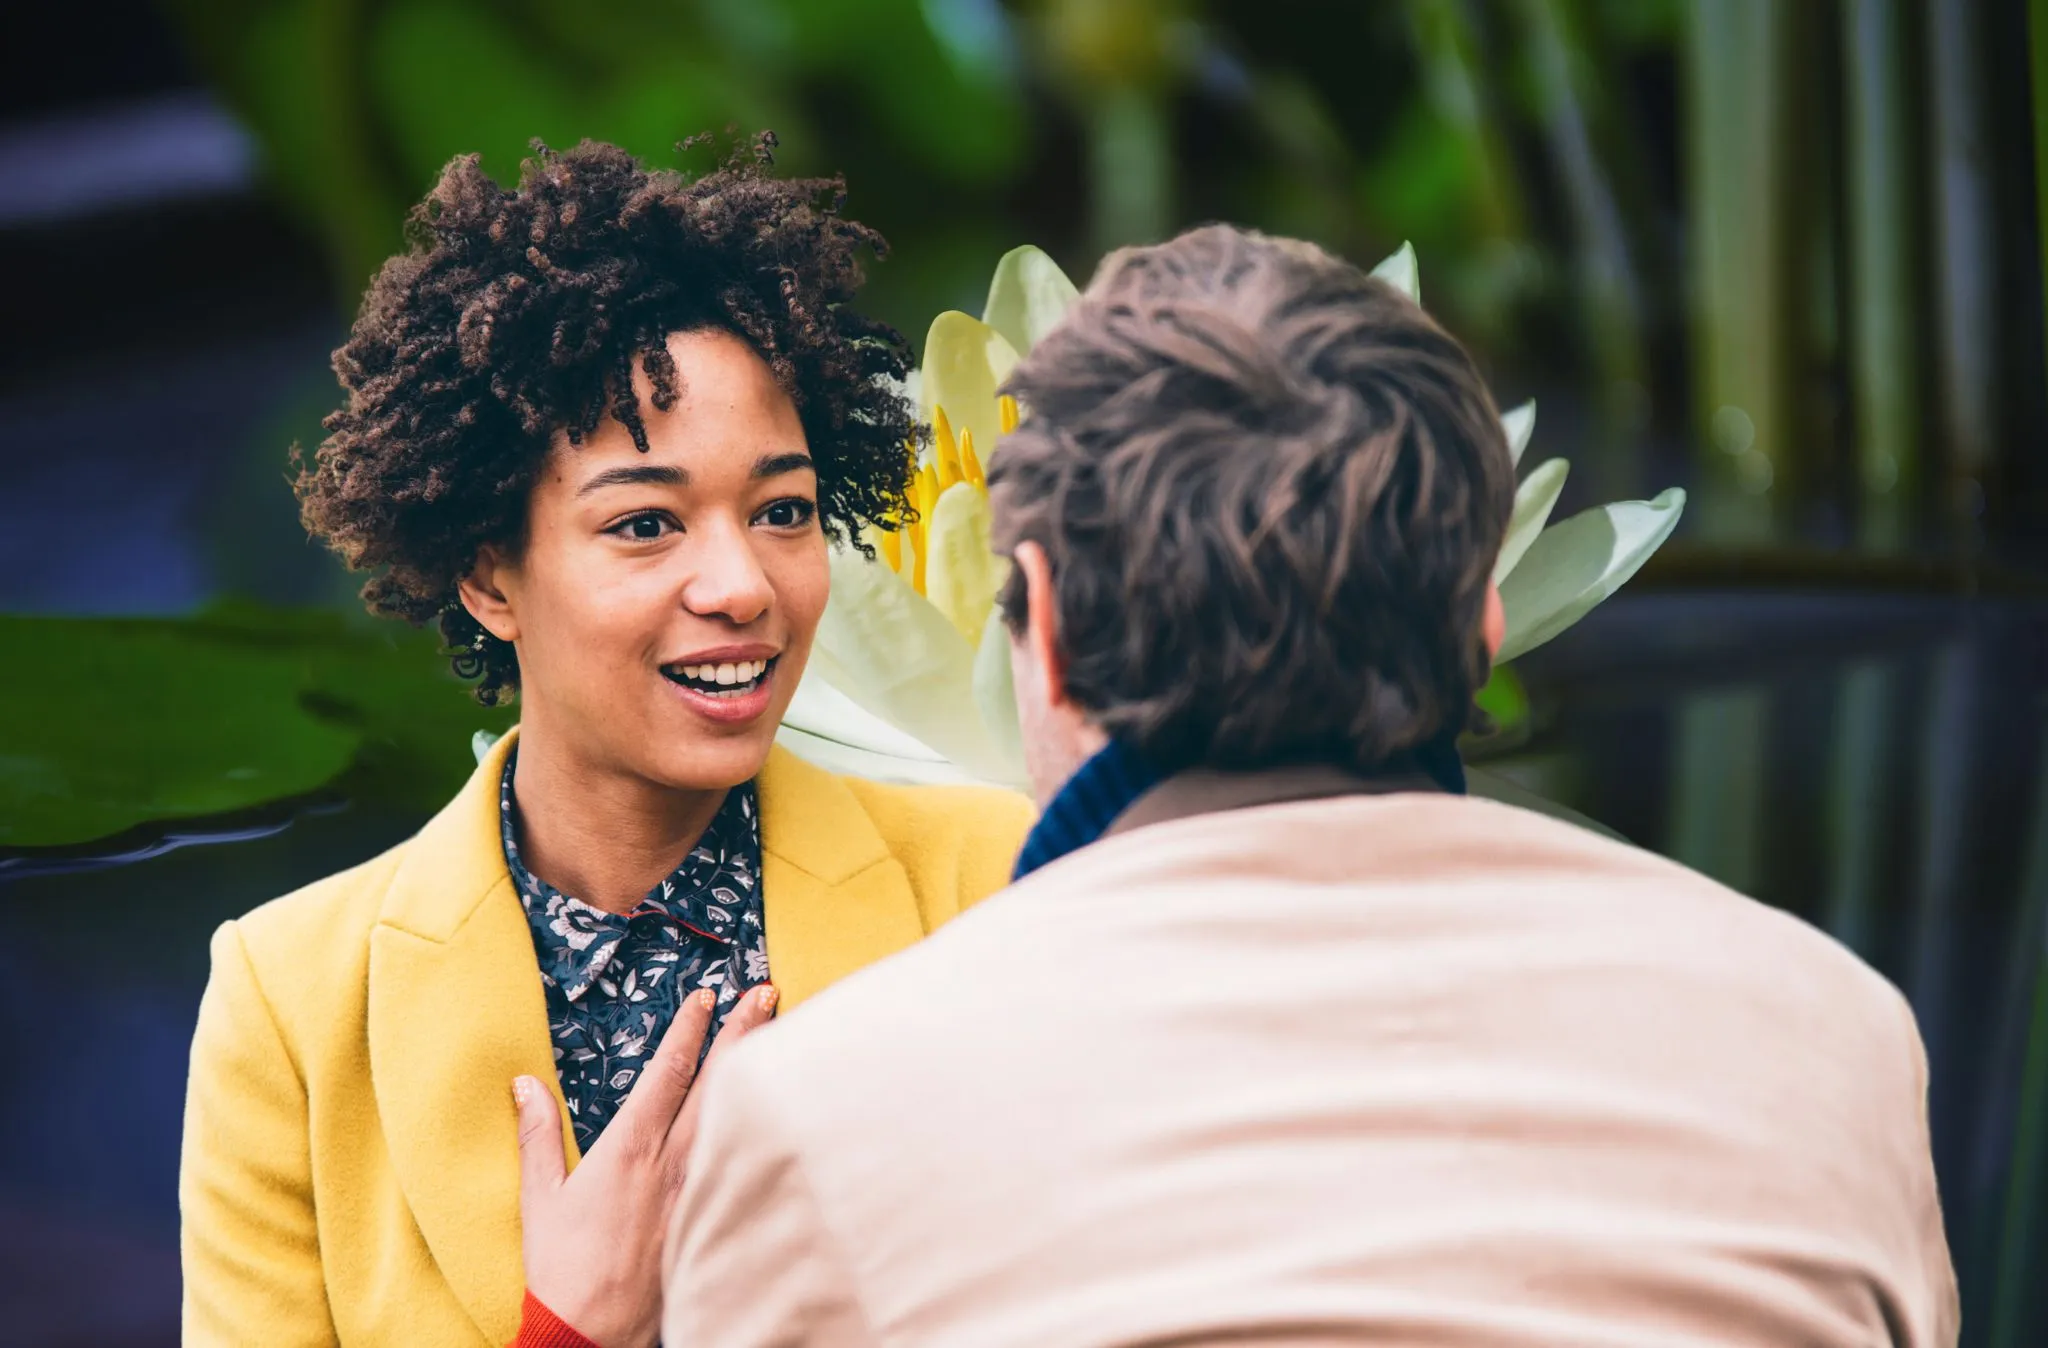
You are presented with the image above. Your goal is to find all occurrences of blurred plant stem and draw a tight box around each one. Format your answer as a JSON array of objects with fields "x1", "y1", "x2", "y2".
[
  {"x1": 1926, "y1": 0, "x2": 1997, "y2": 555},
  {"x1": 1684, "y1": 0, "x2": 1791, "y2": 544},
  {"x1": 1842, "y1": 0, "x2": 1921, "y2": 552},
  {"x1": 1086, "y1": 86, "x2": 1173, "y2": 253},
  {"x1": 1989, "y1": 748, "x2": 2048, "y2": 1347},
  {"x1": 311, "y1": 0, "x2": 402, "y2": 298},
  {"x1": 1028, "y1": 0, "x2": 1186, "y2": 253},
  {"x1": 1821, "y1": 661, "x2": 1902, "y2": 957},
  {"x1": 1404, "y1": 0, "x2": 1526, "y2": 242},
  {"x1": 1667, "y1": 688, "x2": 1767, "y2": 895},
  {"x1": 1512, "y1": 0, "x2": 1645, "y2": 505},
  {"x1": 2034, "y1": 0, "x2": 2048, "y2": 399}
]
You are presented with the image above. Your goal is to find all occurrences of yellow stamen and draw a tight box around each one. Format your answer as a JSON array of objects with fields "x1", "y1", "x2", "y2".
[
  {"x1": 911, "y1": 462, "x2": 940, "y2": 595},
  {"x1": 933, "y1": 416, "x2": 964, "y2": 493},
  {"x1": 959, "y1": 427, "x2": 984, "y2": 488},
  {"x1": 999, "y1": 394, "x2": 1020, "y2": 436}
]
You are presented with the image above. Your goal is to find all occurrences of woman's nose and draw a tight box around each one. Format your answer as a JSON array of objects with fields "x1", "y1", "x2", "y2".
[{"x1": 680, "y1": 518, "x2": 775, "y2": 625}]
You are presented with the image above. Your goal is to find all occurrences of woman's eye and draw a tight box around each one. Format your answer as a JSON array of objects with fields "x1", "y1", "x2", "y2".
[
  {"x1": 610, "y1": 513, "x2": 675, "y2": 540},
  {"x1": 756, "y1": 498, "x2": 817, "y2": 529}
]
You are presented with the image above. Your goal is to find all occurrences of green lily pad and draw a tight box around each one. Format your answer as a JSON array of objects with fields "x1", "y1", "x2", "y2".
[
  {"x1": 0, "y1": 605, "x2": 515, "y2": 848},
  {"x1": 0, "y1": 614, "x2": 360, "y2": 847}
]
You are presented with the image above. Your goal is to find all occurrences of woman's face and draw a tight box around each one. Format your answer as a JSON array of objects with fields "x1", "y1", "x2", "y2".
[{"x1": 464, "y1": 328, "x2": 829, "y2": 792}]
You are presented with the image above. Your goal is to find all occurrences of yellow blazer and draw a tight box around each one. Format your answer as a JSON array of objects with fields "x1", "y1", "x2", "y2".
[{"x1": 179, "y1": 729, "x2": 1033, "y2": 1347}]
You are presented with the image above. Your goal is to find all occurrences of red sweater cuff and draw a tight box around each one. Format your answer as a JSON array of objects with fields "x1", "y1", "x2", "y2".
[{"x1": 509, "y1": 1290, "x2": 604, "y2": 1348}]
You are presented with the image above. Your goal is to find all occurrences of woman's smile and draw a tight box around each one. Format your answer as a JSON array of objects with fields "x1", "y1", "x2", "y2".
[{"x1": 659, "y1": 646, "x2": 781, "y2": 724}]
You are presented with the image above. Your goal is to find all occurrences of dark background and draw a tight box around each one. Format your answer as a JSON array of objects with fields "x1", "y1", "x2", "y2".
[{"x1": 1, "y1": 1, "x2": 2046, "y2": 1344}]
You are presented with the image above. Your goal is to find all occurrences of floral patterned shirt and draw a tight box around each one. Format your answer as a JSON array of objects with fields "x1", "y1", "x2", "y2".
[{"x1": 499, "y1": 753, "x2": 769, "y2": 1153}]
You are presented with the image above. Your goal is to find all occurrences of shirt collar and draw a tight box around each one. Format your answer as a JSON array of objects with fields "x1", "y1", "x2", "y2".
[{"x1": 498, "y1": 752, "x2": 761, "y2": 1002}]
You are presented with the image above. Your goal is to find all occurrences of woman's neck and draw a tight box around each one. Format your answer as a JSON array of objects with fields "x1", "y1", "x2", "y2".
[{"x1": 508, "y1": 728, "x2": 728, "y2": 916}]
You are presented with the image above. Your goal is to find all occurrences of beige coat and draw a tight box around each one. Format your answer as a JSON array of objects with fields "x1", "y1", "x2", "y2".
[{"x1": 664, "y1": 772, "x2": 1958, "y2": 1348}]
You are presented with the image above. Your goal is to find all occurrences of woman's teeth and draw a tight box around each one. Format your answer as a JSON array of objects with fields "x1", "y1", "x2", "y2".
[{"x1": 667, "y1": 658, "x2": 772, "y2": 696}]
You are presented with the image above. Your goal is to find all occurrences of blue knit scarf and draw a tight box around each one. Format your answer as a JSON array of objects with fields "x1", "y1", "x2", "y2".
[{"x1": 1011, "y1": 730, "x2": 1467, "y2": 883}]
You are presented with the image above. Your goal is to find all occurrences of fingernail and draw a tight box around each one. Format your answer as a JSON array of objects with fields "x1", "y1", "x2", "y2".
[
  {"x1": 512, "y1": 1076, "x2": 531, "y2": 1107},
  {"x1": 759, "y1": 985, "x2": 779, "y2": 1012},
  {"x1": 697, "y1": 987, "x2": 717, "y2": 1011}
]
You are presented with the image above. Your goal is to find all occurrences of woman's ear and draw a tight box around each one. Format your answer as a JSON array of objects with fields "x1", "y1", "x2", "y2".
[{"x1": 457, "y1": 545, "x2": 521, "y2": 645}]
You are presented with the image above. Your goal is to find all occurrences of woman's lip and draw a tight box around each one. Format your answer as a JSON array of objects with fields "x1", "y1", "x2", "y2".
[
  {"x1": 661, "y1": 663, "x2": 777, "y2": 724},
  {"x1": 667, "y1": 644, "x2": 781, "y2": 666}
]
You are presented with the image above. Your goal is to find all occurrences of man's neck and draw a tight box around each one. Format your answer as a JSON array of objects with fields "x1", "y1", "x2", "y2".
[{"x1": 509, "y1": 724, "x2": 728, "y2": 916}]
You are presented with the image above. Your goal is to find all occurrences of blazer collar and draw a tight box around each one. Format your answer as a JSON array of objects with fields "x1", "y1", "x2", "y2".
[
  {"x1": 365, "y1": 731, "x2": 926, "y2": 1342},
  {"x1": 754, "y1": 743, "x2": 926, "y2": 1011},
  {"x1": 367, "y1": 727, "x2": 554, "y2": 1344}
]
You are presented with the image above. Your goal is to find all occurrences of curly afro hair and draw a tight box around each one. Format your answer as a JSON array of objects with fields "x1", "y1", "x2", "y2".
[{"x1": 296, "y1": 132, "x2": 918, "y2": 704}]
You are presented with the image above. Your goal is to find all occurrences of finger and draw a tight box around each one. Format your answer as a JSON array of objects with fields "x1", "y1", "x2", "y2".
[
  {"x1": 665, "y1": 983, "x2": 778, "y2": 1154},
  {"x1": 607, "y1": 985, "x2": 717, "y2": 1145},
  {"x1": 513, "y1": 1076, "x2": 568, "y2": 1205},
  {"x1": 706, "y1": 982, "x2": 778, "y2": 1062}
]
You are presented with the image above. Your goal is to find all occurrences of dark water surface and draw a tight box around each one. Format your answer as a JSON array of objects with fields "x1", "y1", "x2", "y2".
[{"x1": 2, "y1": 589, "x2": 2043, "y2": 1346}]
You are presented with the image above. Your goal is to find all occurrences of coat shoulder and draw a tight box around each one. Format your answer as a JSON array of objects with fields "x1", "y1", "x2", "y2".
[
  {"x1": 838, "y1": 777, "x2": 1035, "y2": 922},
  {"x1": 840, "y1": 777, "x2": 1035, "y2": 856},
  {"x1": 214, "y1": 840, "x2": 413, "y2": 1035}
]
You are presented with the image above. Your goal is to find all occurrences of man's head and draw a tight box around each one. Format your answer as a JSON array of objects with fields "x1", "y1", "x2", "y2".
[
  {"x1": 296, "y1": 135, "x2": 918, "y2": 793},
  {"x1": 988, "y1": 225, "x2": 1514, "y2": 805}
]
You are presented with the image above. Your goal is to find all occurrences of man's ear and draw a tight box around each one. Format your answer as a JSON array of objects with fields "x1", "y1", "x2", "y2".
[
  {"x1": 457, "y1": 544, "x2": 521, "y2": 645},
  {"x1": 1481, "y1": 582, "x2": 1506, "y2": 660},
  {"x1": 1013, "y1": 541, "x2": 1069, "y2": 710}
]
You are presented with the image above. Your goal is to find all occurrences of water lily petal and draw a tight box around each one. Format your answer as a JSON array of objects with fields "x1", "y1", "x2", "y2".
[
  {"x1": 921, "y1": 311, "x2": 1020, "y2": 469},
  {"x1": 810, "y1": 544, "x2": 1015, "y2": 781},
  {"x1": 780, "y1": 670, "x2": 951, "y2": 763},
  {"x1": 1501, "y1": 399, "x2": 1537, "y2": 465},
  {"x1": 774, "y1": 723, "x2": 989, "y2": 786},
  {"x1": 472, "y1": 729, "x2": 503, "y2": 765},
  {"x1": 1496, "y1": 488, "x2": 1687, "y2": 664},
  {"x1": 1370, "y1": 241, "x2": 1420, "y2": 304},
  {"x1": 924, "y1": 482, "x2": 1002, "y2": 644},
  {"x1": 971, "y1": 606, "x2": 1028, "y2": 787},
  {"x1": 1494, "y1": 457, "x2": 1570, "y2": 583},
  {"x1": 981, "y1": 244, "x2": 1081, "y2": 356}
]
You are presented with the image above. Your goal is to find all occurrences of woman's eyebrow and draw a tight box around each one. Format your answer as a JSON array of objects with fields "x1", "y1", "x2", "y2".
[
  {"x1": 753, "y1": 451, "x2": 816, "y2": 480},
  {"x1": 576, "y1": 464, "x2": 686, "y2": 496}
]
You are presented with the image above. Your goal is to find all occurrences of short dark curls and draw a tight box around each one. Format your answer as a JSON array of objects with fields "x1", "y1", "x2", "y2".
[
  {"x1": 297, "y1": 132, "x2": 917, "y2": 703},
  {"x1": 989, "y1": 225, "x2": 1515, "y2": 775}
]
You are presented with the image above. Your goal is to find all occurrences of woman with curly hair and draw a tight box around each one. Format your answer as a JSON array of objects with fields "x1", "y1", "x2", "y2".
[{"x1": 178, "y1": 134, "x2": 1033, "y2": 1348}]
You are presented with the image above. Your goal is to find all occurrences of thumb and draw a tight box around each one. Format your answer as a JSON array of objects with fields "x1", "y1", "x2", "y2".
[{"x1": 513, "y1": 1076, "x2": 568, "y2": 1204}]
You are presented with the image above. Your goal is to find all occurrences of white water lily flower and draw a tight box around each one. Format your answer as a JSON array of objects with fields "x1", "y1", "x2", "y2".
[{"x1": 760, "y1": 244, "x2": 1685, "y2": 814}]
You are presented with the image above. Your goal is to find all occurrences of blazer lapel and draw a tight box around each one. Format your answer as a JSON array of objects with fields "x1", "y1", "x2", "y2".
[
  {"x1": 367, "y1": 728, "x2": 570, "y2": 1346},
  {"x1": 755, "y1": 746, "x2": 930, "y2": 1011},
  {"x1": 364, "y1": 739, "x2": 926, "y2": 1340}
]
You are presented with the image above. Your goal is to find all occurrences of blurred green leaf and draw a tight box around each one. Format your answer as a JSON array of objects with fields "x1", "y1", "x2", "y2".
[{"x1": 1473, "y1": 663, "x2": 1530, "y2": 731}]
